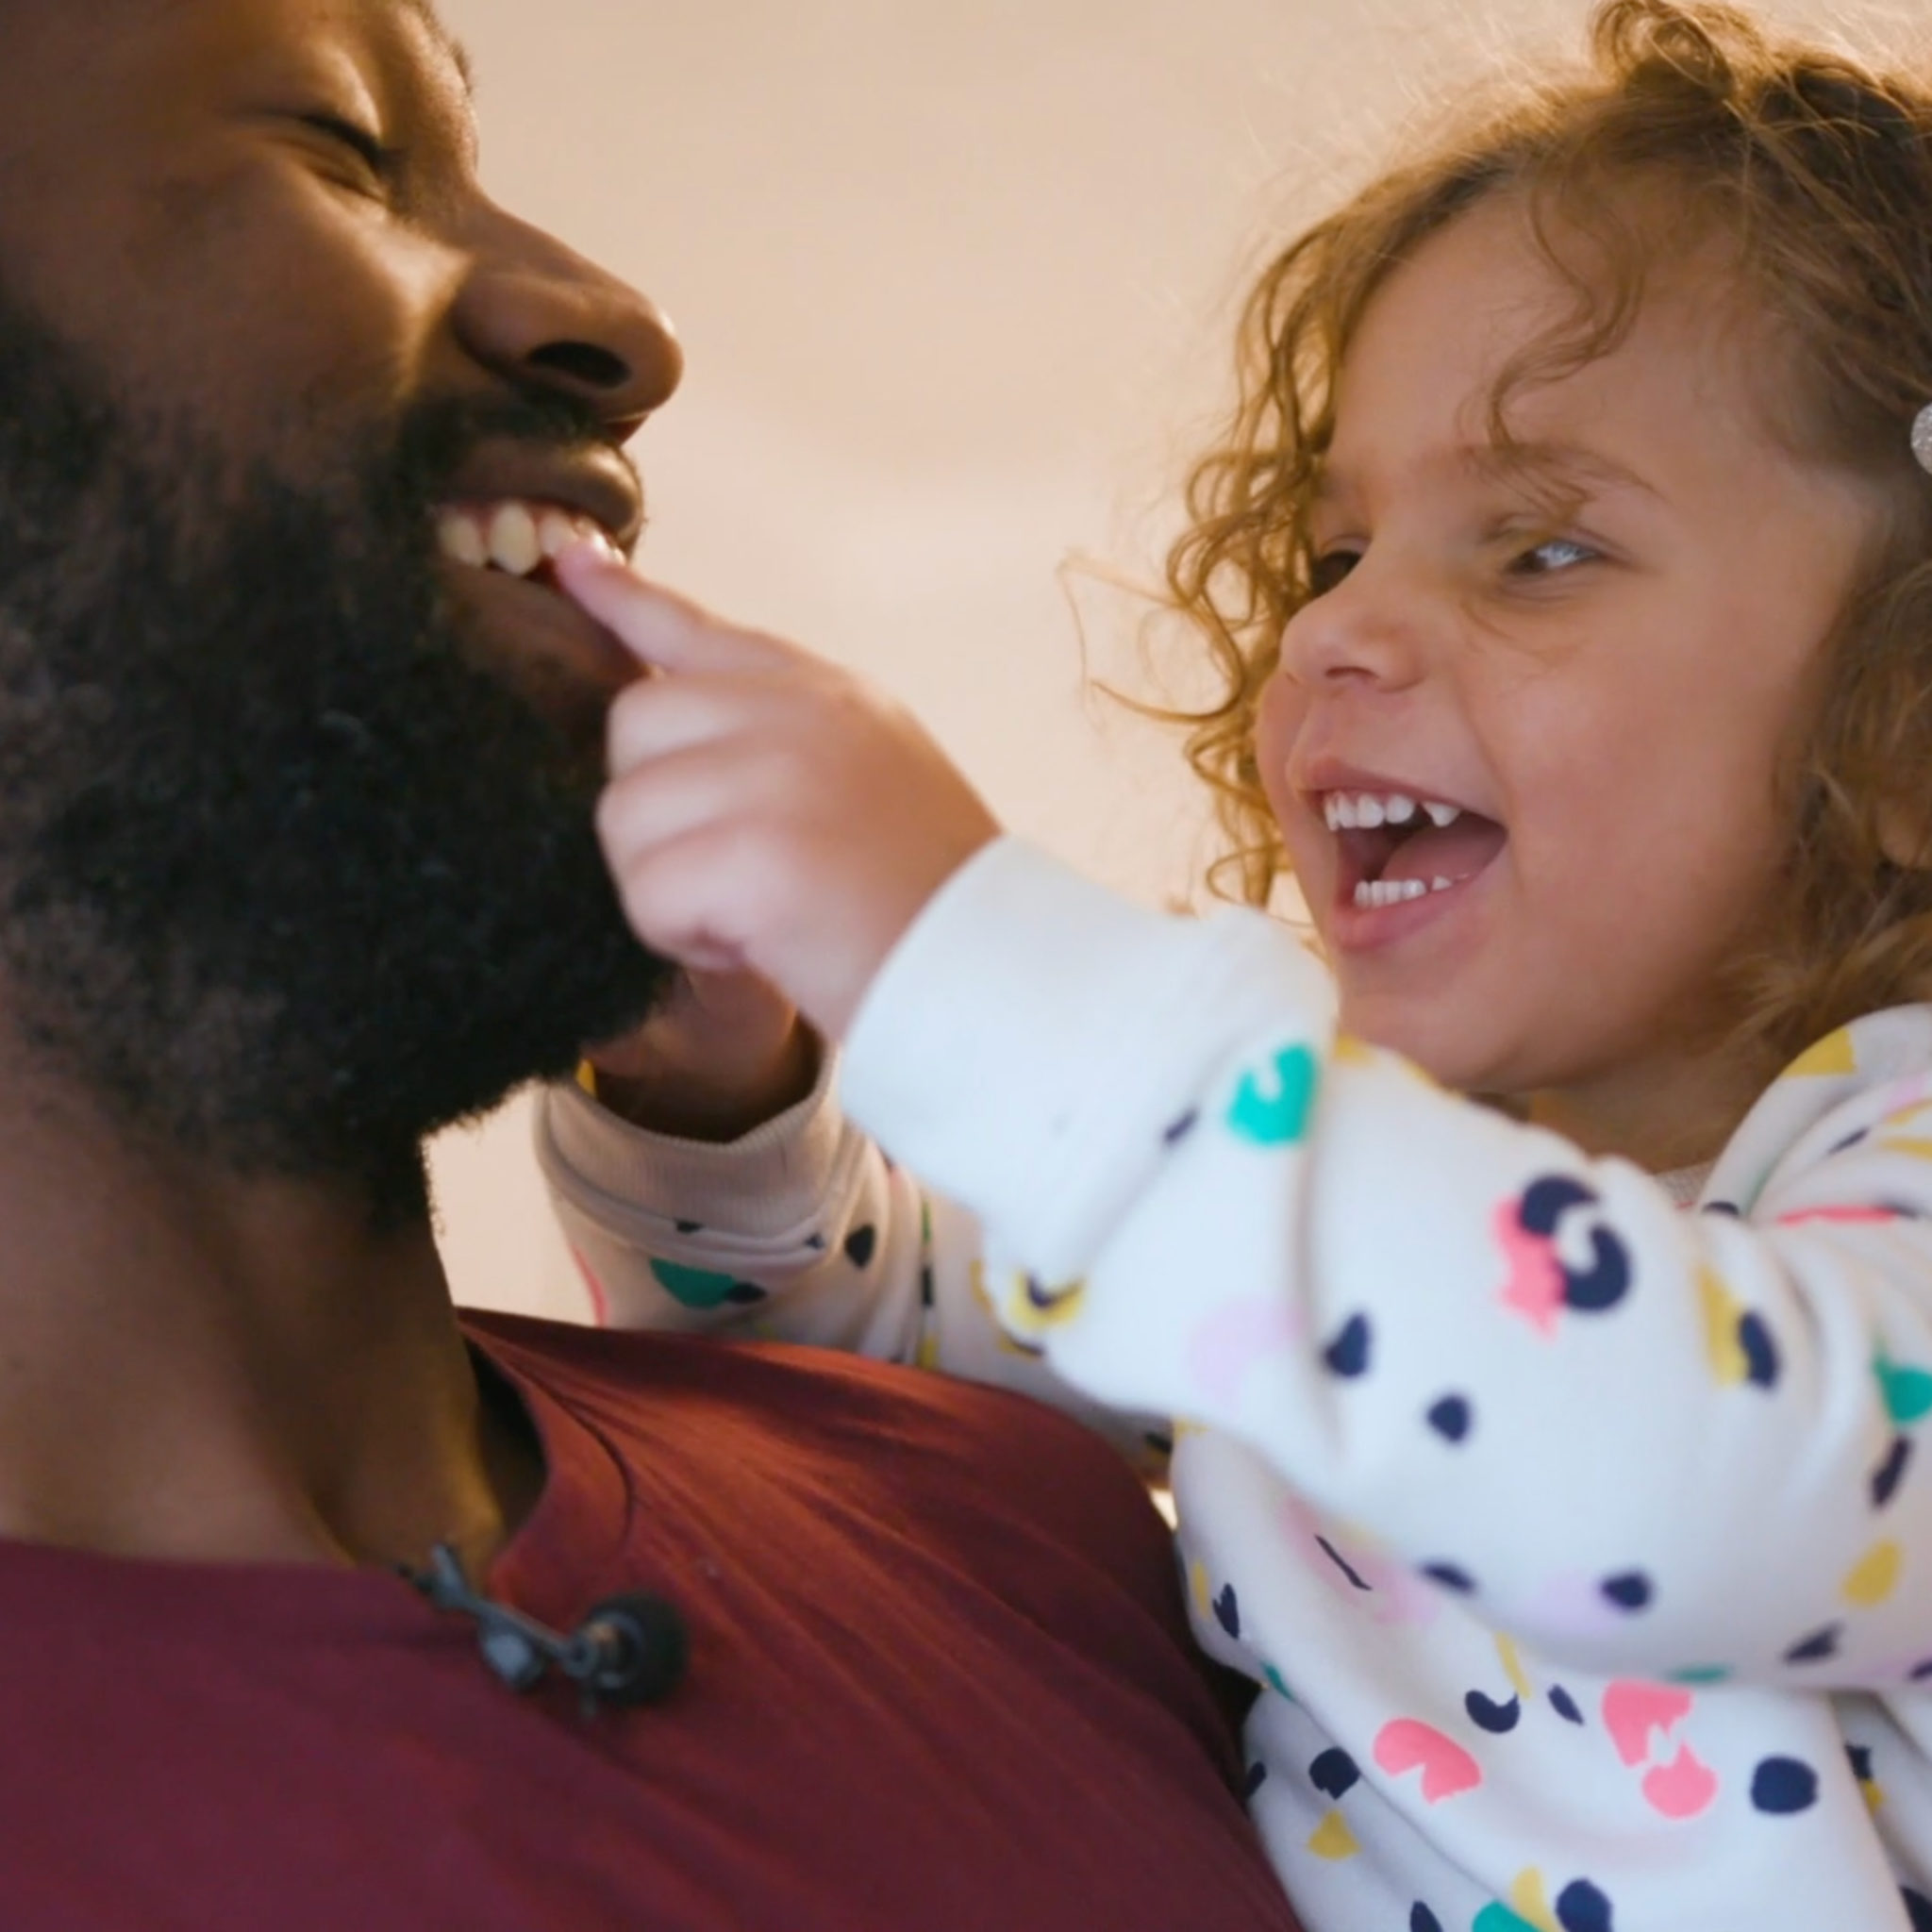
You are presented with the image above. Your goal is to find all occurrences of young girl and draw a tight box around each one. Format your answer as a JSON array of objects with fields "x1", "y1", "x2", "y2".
[{"x1": 540, "y1": 4, "x2": 1932, "y2": 1924}]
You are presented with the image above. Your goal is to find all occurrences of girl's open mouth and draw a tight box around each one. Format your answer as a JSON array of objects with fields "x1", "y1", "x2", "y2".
[{"x1": 1324, "y1": 789, "x2": 1507, "y2": 912}]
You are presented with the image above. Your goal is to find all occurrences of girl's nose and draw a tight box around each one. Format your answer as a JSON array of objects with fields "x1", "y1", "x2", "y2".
[{"x1": 1276, "y1": 554, "x2": 1428, "y2": 696}]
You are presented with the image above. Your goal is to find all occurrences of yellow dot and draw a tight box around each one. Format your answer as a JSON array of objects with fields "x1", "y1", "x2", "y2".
[
  {"x1": 1306, "y1": 1810, "x2": 1359, "y2": 1859},
  {"x1": 1494, "y1": 1632, "x2": 1534, "y2": 1704},
  {"x1": 1880, "y1": 1137, "x2": 1932, "y2": 1161},
  {"x1": 1507, "y1": 1868, "x2": 1558, "y2": 1932},
  {"x1": 1189, "y1": 1560, "x2": 1211, "y2": 1620},
  {"x1": 1843, "y1": 1540, "x2": 1903, "y2": 1608},
  {"x1": 1787, "y1": 1029, "x2": 1857, "y2": 1077},
  {"x1": 1698, "y1": 1268, "x2": 1748, "y2": 1386}
]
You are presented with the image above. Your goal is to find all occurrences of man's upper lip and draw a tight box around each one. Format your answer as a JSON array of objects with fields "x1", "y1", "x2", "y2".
[{"x1": 437, "y1": 442, "x2": 645, "y2": 558}]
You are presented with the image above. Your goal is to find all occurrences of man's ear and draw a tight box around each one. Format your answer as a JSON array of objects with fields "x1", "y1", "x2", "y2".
[{"x1": 1877, "y1": 792, "x2": 1932, "y2": 870}]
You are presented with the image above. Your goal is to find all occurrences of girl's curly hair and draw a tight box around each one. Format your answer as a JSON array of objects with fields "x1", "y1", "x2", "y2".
[{"x1": 1168, "y1": 0, "x2": 1932, "y2": 1072}]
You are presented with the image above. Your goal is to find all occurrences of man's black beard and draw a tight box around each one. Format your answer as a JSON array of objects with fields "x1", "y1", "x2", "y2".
[{"x1": 0, "y1": 299, "x2": 673, "y2": 1225}]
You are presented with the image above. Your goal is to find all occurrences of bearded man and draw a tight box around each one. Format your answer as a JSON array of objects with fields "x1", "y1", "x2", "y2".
[{"x1": 0, "y1": 2, "x2": 1305, "y2": 1927}]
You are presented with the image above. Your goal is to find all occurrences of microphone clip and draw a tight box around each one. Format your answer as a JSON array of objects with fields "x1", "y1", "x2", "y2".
[{"x1": 402, "y1": 1542, "x2": 687, "y2": 1716}]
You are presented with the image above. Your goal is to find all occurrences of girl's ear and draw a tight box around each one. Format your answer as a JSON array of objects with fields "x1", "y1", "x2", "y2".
[{"x1": 1877, "y1": 793, "x2": 1932, "y2": 870}]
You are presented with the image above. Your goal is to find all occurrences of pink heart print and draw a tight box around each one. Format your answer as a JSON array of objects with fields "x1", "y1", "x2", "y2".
[
  {"x1": 1641, "y1": 1743, "x2": 1721, "y2": 1820},
  {"x1": 1601, "y1": 1680, "x2": 1693, "y2": 1767},
  {"x1": 1373, "y1": 1720, "x2": 1483, "y2": 1803}
]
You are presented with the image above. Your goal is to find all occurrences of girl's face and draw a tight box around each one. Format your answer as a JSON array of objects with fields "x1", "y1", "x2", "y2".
[{"x1": 1255, "y1": 196, "x2": 1883, "y2": 1164}]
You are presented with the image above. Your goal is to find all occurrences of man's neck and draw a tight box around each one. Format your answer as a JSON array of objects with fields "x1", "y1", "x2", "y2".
[{"x1": 0, "y1": 1076, "x2": 542, "y2": 1577}]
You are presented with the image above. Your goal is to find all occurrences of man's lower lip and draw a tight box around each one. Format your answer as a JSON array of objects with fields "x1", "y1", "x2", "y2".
[
  {"x1": 440, "y1": 559, "x2": 637, "y2": 695},
  {"x1": 1328, "y1": 865, "x2": 1491, "y2": 950}
]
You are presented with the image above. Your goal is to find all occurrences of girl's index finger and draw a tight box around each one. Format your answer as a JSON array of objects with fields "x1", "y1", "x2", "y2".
[{"x1": 554, "y1": 542, "x2": 789, "y2": 675}]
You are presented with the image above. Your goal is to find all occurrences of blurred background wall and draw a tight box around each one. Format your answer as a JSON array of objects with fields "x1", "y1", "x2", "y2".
[{"x1": 428, "y1": 0, "x2": 1918, "y2": 1316}]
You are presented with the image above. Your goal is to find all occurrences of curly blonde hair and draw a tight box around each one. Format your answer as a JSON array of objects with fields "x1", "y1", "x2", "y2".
[{"x1": 1168, "y1": 0, "x2": 1932, "y2": 1071}]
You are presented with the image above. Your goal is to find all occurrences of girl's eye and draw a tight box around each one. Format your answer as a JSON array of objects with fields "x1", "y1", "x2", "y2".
[
  {"x1": 1308, "y1": 550, "x2": 1360, "y2": 596},
  {"x1": 1509, "y1": 536, "x2": 1598, "y2": 576}
]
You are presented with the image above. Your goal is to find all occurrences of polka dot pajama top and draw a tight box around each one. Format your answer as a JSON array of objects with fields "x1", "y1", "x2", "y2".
[{"x1": 539, "y1": 836, "x2": 1932, "y2": 1932}]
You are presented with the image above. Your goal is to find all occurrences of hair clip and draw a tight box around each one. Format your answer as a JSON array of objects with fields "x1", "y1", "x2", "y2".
[{"x1": 1914, "y1": 404, "x2": 1932, "y2": 475}]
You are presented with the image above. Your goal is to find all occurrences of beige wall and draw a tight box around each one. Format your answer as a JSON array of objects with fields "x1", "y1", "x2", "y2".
[{"x1": 427, "y1": 0, "x2": 1916, "y2": 1315}]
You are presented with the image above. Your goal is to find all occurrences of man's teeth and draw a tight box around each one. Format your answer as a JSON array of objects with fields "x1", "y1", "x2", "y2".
[
  {"x1": 434, "y1": 501, "x2": 619, "y2": 578},
  {"x1": 1352, "y1": 874, "x2": 1458, "y2": 909},
  {"x1": 1323, "y1": 791, "x2": 1463, "y2": 833}
]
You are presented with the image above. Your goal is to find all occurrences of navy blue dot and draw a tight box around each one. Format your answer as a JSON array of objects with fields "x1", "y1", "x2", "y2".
[
  {"x1": 1750, "y1": 1756, "x2": 1819, "y2": 1814},
  {"x1": 1212, "y1": 1583, "x2": 1241, "y2": 1639},
  {"x1": 1521, "y1": 1174, "x2": 1597, "y2": 1234},
  {"x1": 1904, "y1": 1886, "x2": 1932, "y2": 1932},
  {"x1": 1561, "y1": 1228, "x2": 1632, "y2": 1313},
  {"x1": 1556, "y1": 1879, "x2": 1613, "y2": 1932},
  {"x1": 1464, "y1": 1690, "x2": 1520, "y2": 1734},
  {"x1": 1873, "y1": 1435, "x2": 1912, "y2": 1509},
  {"x1": 1426, "y1": 1394, "x2": 1473, "y2": 1442},
  {"x1": 1702, "y1": 1200, "x2": 1741, "y2": 1217},
  {"x1": 1828, "y1": 1128, "x2": 1871, "y2": 1155},
  {"x1": 1783, "y1": 1623, "x2": 1840, "y2": 1665},
  {"x1": 1323, "y1": 1313, "x2": 1372, "y2": 1377},
  {"x1": 1739, "y1": 1312, "x2": 1780, "y2": 1389},
  {"x1": 1549, "y1": 1685, "x2": 1584, "y2": 1724},
  {"x1": 1241, "y1": 1760, "x2": 1268, "y2": 1800},
  {"x1": 1424, "y1": 1561, "x2": 1475, "y2": 1594},
  {"x1": 1910, "y1": 1657, "x2": 1932, "y2": 1682},
  {"x1": 842, "y1": 1224, "x2": 877, "y2": 1269},
  {"x1": 1847, "y1": 1743, "x2": 1874, "y2": 1783},
  {"x1": 1142, "y1": 1429, "x2": 1174, "y2": 1458},
  {"x1": 1315, "y1": 1536, "x2": 1372, "y2": 1591},
  {"x1": 675, "y1": 1219, "x2": 704, "y2": 1235},
  {"x1": 1410, "y1": 1907, "x2": 1444, "y2": 1932},
  {"x1": 806, "y1": 1232, "x2": 828, "y2": 1252},
  {"x1": 1309, "y1": 1747, "x2": 1359, "y2": 1799},
  {"x1": 1162, "y1": 1109, "x2": 1199, "y2": 1146},
  {"x1": 723, "y1": 1281, "x2": 768, "y2": 1306},
  {"x1": 1601, "y1": 1570, "x2": 1653, "y2": 1611}
]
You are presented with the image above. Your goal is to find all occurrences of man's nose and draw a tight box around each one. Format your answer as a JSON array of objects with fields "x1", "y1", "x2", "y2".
[{"x1": 453, "y1": 210, "x2": 684, "y2": 437}]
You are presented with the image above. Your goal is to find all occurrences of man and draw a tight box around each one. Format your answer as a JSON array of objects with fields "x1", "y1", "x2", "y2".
[{"x1": 0, "y1": 3, "x2": 1305, "y2": 1925}]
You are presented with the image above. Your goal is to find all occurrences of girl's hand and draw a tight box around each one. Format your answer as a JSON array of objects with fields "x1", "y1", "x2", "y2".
[
  {"x1": 583, "y1": 967, "x2": 819, "y2": 1143},
  {"x1": 558, "y1": 545, "x2": 1002, "y2": 1041}
]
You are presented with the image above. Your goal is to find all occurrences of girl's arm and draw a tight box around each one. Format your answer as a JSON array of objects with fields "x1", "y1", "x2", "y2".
[
  {"x1": 844, "y1": 834, "x2": 1932, "y2": 1692},
  {"x1": 534, "y1": 1051, "x2": 1166, "y2": 1468}
]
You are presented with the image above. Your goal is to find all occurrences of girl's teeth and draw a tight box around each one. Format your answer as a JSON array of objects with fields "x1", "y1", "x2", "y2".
[
  {"x1": 1351, "y1": 875, "x2": 1462, "y2": 909},
  {"x1": 1322, "y1": 791, "x2": 1462, "y2": 834},
  {"x1": 487, "y1": 503, "x2": 542, "y2": 577}
]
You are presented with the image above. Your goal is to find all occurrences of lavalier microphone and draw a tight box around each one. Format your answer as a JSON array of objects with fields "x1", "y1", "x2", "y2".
[{"x1": 401, "y1": 1541, "x2": 688, "y2": 1713}]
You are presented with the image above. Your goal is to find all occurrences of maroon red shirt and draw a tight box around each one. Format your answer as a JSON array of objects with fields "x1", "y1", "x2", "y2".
[{"x1": 0, "y1": 1312, "x2": 1303, "y2": 1930}]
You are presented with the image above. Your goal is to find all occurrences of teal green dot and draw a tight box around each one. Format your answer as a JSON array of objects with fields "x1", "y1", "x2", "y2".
[
  {"x1": 1875, "y1": 1348, "x2": 1932, "y2": 1426},
  {"x1": 1667, "y1": 1664, "x2": 1733, "y2": 1685},
  {"x1": 1225, "y1": 1043, "x2": 1320, "y2": 1147},
  {"x1": 1473, "y1": 1907, "x2": 1540, "y2": 1932},
  {"x1": 649, "y1": 1258, "x2": 744, "y2": 1309},
  {"x1": 1260, "y1": 1663, "x2": 1294, "y2": 1701}
]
